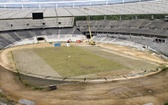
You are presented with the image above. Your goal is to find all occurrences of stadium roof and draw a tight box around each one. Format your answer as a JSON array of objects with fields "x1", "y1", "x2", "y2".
[{"x1": 0, "y1": 0, "x2": 167, "y2": 19}]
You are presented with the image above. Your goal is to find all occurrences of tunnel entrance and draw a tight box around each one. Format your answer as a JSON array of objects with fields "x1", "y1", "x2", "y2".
[{"x1": 37, "y1": 37, "x2": 46, "y2": 42}]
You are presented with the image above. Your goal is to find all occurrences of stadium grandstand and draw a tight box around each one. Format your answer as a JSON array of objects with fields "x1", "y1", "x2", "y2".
[
  {"x1": 0, "y1": 0, "x2": 168, "y2": 104},
  {"x1": 0, "y1": 0, "x2": 167, "y2": 55}
]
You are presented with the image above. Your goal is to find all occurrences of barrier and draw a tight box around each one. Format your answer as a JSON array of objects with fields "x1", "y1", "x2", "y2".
[
  {"x1": 76, "y1": 40, "x2": 81, "y2": 43},
  {"x1": 53, "y1": 42, "x2": 61, "y2": 47}
]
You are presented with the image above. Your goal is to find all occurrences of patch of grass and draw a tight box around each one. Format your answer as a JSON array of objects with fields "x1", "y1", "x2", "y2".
[
  {"x1": 33, "y1": 86, "x2": 44, "y2": 90},
  {"x1": 157, "y1": 64, "x2": 167, "y2": 71},
  {"x1": 6, "y1": 51, "x2": 16, "y2": 69},
  {"x1": 0, "y1": 93, "x2": 16, "y2": 104},
  {"x1": 33, "y1": 46, "x2": 129, "y2": 77},
  {"x1": 164, "y1": 101, "x2": 168, "y2": 105}
]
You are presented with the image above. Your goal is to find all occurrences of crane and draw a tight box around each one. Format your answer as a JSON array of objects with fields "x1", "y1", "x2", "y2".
[{"x1": 85, "y1": 13, "x2": 95, "y2": 45}]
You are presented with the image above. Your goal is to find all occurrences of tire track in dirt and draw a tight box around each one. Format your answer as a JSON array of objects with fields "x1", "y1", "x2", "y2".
[{"x1": 0, "y1": 65, "x2": 168, "y2": 105}]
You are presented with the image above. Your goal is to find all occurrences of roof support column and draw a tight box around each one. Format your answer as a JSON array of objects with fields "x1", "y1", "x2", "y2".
[
  {"x1": 135, "y1": 15, "x2": 138, "y2": 19},
  {"x1": 72, "y1": 3, "x2": 75, "y2": 8},
  {"x1": 106, "y1": 1, "x2": 108, "y2": 5},
  {"x1": 4, "y1": 4, "x2": 6, "y2": 9},
  {"x1": 90, "y1": 2, "x2": 92, "y2": 6},
  {"x1": 88, "y1": 16, "x2": 90, "y2": 21},
  {"x1": 22, "y1": 4, "x2": 24, "y2": 9},
  {"x1": 38, "y1": 3, "x2": 41, "y2": 9},
  {"x1": 119, "y1": 15, "x2": 122, "y2": 20},
  {"x1": 55, "y1": 3, "x2": 58, "y2": 8},
  {"x1": 104, "y1": 16, "x2": 107, "y2": 20},
  {"x1": 151, "y1": 15, "x2": 154, "y2": 20}
]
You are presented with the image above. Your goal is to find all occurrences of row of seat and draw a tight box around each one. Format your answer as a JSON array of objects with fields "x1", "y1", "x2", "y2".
[
  {"x1": 76, "y1": 19, "x2": 168, "y2": 37},
  {"x1": 0, "y1": 28, "x2": 82, "y2": 49},
  {"x1": 0, "y1": 0, "x2": 167, "y2": 18},
  {"x1": 93, "y1": 34, "x2": 168, "y2": 57},
  {"x1": 0, "y1": 17, "x2": 74, "y2": 31}
]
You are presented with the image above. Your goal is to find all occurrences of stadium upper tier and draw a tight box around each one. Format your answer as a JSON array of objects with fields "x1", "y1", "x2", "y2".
[
  {"x1": 77, "y1": 19, "x2": 168, "y2": 37},
  {"x1": 0, "y1": 0, "x2": 168, "y2": 19},
  {"x1": 0, "y1": 17, "x2": 74, "y2": 31}
]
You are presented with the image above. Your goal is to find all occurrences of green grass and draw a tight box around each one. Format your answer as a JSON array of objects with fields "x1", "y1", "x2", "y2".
[
  {"x1": 164, "y1": 102, "x2": 168, "y2": 105},
  {"x1": 33, "y1": 46, "x2": 129, "y2": 77}
]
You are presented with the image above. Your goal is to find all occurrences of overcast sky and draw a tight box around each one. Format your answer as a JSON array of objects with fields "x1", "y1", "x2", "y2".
[
  {"x1": 0, "y1": 0, "x2": 106, "y2": 2},
  {"x1": 0, "y1": 0, "x2": 137, "y2": 8},
  {"x1": 0, "y1": 0, "x2": 117, "y2": 2}
]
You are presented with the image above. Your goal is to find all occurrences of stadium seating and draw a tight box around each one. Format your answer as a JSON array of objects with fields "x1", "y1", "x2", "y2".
[
  {"x1": 92, "y1": 34, "x2": 168, "y2": 57},
  {"x1": 0, "y1": 11, "x2": 167, "y2": 58},
  {"x1": 0, "y1": 28, "x2": 83, "y2": 48},
  {"x1": 0, "y1": 17, "x2": 74, "y2": 31},
  {"x1": 76, "y1": 18, "x2": 168, "y2": 57},
  {"x1": 0, "y1": 0, "x2": 168, "y2": 17},
  {"x1": 76, "y1": 19, "x2": 168, "y2": 37}
]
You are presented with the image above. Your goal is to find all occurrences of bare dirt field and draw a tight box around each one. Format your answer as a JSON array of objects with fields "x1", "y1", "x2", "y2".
[
  {"x1": 0, "y1": 42, "x2": 168, "y2": 105},
  {"x1": 1, "y1": 65, "x2": 168, "y2": 105}
]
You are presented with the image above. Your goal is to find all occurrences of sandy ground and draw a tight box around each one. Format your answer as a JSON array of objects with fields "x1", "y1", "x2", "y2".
[
  {"x1": 0, "y1": 42, "x2": 168, "y2": 105},
  {"x1": 97, "y1": 43, "x2": 168, "y2": 65},
  {"x1": 0, "y1": 43, "x2": 54, "y2": 71},
  {"x1": 1, "y1": 65, "x2": 168, "y2": 105}
]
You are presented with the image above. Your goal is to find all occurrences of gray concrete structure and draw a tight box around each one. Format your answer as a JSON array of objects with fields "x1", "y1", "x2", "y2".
[{"x1": 0, "y1": 0, "x2": 167, "y2": 19}]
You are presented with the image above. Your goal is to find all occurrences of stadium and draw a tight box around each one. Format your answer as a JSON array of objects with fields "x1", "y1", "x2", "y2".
[{"x1": 0, "y1": 0, "x2": 168, "y2": 105}]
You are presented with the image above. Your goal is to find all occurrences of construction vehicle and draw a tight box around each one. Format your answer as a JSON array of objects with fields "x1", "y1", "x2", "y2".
[
  {"x1": 88, "y1": 28, "x2": 96, "y2": 45},
  {"x1": 86, "y1": 15, "x2": 96, "y2": 45},
  {"x1": 89, "y1": 40, "x2": 96, "y2": 45}
]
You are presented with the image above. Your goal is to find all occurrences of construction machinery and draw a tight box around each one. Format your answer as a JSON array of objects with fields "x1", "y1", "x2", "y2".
[
  {"x1": 88, "y1": 26, "x2": 96, "y2": 45},
  {"x1": 86, "y1": 15, "x2": 96, "y2": 45}
]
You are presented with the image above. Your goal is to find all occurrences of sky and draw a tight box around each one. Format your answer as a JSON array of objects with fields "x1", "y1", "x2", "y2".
[
  {"x1": 0, "y1": 0, "x2": 94, "y2": 2},
  {"x1": 0, "y1": 0, "x2": 118, "y2": 2},
  {"x1": 0, "y1": 0, "x2": 140, "y2": 3},
  {"x1": 0, "y1": 0, "x2": 138, "y2": 8}
]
